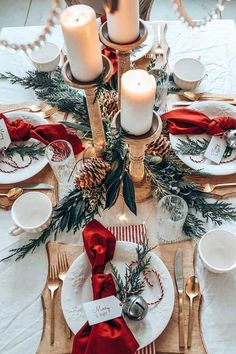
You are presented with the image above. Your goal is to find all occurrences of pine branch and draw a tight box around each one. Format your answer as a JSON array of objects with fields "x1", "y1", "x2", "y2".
[
  {"x1": 175, "y1": 137, "x2": 233, "y2": 158},
  {"x1": 5, "y1": 143, "x2": 45, "y2": 161},
  {"x1": 175, "y1": 137, "x2": 209, "y2": 155},
  {"x1": 183, "y1": 213, "x2": 206, "y2": 238},
  {"x1": 111, "y1": 239, "x2": 152, "y2": 301}
]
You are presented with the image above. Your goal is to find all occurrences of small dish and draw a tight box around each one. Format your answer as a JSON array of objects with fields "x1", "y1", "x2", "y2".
[
  {"x1": 173, "y1": 58, "x2": 205, "y2": 90},
  {"x1": 29, "y1": 42, "x2": 60, "y2": 72},
  {"x1": 198, "y1": 229, "x2": 236, "y2": 273}
]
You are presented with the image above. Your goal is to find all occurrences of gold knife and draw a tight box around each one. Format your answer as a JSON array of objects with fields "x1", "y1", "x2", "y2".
[{"x1": 174, "y1": 249, "x2": 185, "y2": 349}]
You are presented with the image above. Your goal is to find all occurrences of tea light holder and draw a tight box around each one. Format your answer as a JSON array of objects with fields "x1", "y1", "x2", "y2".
[
  {"x1": 99, "y1": 20, "x2": 148, "y2": 107},
  {"x1": 115, "y1": 111, "x2": 162, "y2": 202},
  {"x1": 62, "y1": 55, "x2": 113, "y2": 157}
]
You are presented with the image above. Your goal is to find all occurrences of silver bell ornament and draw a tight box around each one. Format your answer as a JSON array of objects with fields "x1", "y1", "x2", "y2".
[
  {"x1": 225, "y1": 130, "x2": 236, "y2": 149},
  {"x1": 122, "y1": 295, "x2": 148, "y2": 321}
]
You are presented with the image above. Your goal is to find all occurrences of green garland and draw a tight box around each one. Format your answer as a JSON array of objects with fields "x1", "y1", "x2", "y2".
[{"x1": 1, "y1": 68, "x2": 236, "y2": 261}]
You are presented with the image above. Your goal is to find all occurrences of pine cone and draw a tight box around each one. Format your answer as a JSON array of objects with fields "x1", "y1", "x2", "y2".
[
  {"x1": 99, "y1": 90, "x2": 119, "y2": 119},
  {"x1": 146, "y1": 135, "x2": 171, "y2": 159},
  {"x1": 75, "y1": 158, "x2": 111, "y2": 190}
]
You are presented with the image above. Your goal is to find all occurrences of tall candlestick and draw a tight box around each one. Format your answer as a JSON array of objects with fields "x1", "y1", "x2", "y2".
[
  {"x1": 60, "y1": 5, "x2": 103, "y2": 82},
  {"x1": 106, "y1": 0, "x2": 139, "y2": 44},
  {"x1": 121, "y1": 69, "x2": 156, "y2": 135}
]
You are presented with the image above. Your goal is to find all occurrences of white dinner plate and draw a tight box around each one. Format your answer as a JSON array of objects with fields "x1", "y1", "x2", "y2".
[
  {"x1": 170, "y1": 101, "x2": 236, "y2": 175},
  {"x1": 131, "y1": 24, "x2": 155, "y2": 62},
  {"x1": 0, "y1": 111, "x2": 48, "y2": 184},
  {"x1": 61, "y1": 241, "x2": 174, "y2": 349}
]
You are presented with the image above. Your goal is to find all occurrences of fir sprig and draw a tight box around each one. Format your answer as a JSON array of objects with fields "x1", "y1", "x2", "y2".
[
  {"x1": 110, "y1": 239, "x2": 152, "y2": 302},
  {"x1": 4, "y1": 143, "x2": 45, "y2": 161},
  {"x1": 175, "y1": 136, "x2": 233, "y2": 158}
]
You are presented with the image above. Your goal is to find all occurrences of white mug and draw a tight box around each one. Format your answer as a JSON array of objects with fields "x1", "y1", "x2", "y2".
[
  {"x1": 29, "y1": 42, "x2": 60, "y2": 72},
  {"x1": 173, "y1": 58, "x2": 205, "y2": 91},
  {"x1": 198, "y1": 229, "x2": 236, "y2": 273},
  {"x1": 9, "y1": 192, "x2": 52, "y2": 236}
]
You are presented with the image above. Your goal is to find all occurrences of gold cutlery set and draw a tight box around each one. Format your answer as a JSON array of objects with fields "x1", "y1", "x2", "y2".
[
  {"x1": 175, "y1": 249, "x2": 200, "y2": 350},
  {"x1": 47, "y1": 252, "x2": 71, "y2": 346}
]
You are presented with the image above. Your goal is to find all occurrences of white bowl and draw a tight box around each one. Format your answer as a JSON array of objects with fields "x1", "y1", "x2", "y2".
[
  {"x1": 199, "y1": 229, "x2": 236, "y2": 273},
  {"x1": 29, "y1": 42, "x2": 60, "y2": 72},
  {"x1": 173, "y1": 58, "x2": 205, "y2": 91}
]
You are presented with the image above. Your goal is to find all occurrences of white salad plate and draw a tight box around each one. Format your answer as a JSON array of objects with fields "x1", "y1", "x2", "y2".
[
  {"x1": 61, "y1": 241, "x2": 174, "y2": 349},
  {"x1": 0, "y1": 111, "x2": 48, "y2": 184},
  {"x1": 170, "y1": 101, "x2": 236, "y2": 175}
]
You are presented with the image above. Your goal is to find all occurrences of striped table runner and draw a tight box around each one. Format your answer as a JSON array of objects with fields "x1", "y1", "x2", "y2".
[{"x1": 108, "y1": 224, "x2": 156, "y2": 354}]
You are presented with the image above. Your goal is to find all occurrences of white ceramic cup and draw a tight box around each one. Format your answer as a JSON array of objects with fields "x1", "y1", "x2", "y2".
[
  {"x1": 198, "y1": 229, "x2": 236, "y2": 273},
  {"x1": 9, "y1": 192, "x2": 52, "y2": 236},
  {"x1": 173, "y1": 58, "x2": 205, "y2": 91},
  {"x1": 29, "y1": 42, "x2": 60, "y2": 72}
]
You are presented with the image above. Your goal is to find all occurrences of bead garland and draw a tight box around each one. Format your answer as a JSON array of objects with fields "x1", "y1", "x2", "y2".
[
  {"x1": 172, "y1": 0, "x2": 231, "y2": 28},
  {"x1": 0, "y1": 0, "x2": 62, "y2": 52}
]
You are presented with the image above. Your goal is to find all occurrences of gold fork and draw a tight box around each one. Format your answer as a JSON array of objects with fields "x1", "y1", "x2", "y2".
[
  {"x1": 196, "y1": 182, "x2": 236, "y2": 193},
  {"x1": 48, "y1": 264, "x2": 59, "y2": 345},
  {"x1": 58, "y1": 252, "x2": 72, "y2": 338}
]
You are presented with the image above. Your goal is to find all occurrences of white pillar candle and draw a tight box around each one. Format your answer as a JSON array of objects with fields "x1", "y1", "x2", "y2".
[
  {"x1": 121, "y1": 69, "x2": 156, "y2": 135},
  {"x1": 106, "y1": 0, "x2": 139, "y2": 44},
  {"x1": 60, "y1": 5, "x2": 103, "y2": 82}
]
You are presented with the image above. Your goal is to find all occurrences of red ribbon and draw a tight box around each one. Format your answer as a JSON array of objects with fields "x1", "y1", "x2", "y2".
[
  {"x1": 0, "y1": 113, "x2": 84, "y2": 155},
  {"x1": 72, "y1": 220, "x2": 139, "y2": 354},
  {"x1": 161, "y1": 108, "x2": 236, "y2": 135}
]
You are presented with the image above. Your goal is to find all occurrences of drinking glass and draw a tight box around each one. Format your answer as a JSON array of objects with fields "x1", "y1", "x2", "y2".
[
  {"x1": 156, "y1": 195, "x2": 188, "y2": 242},
  {"x1": 45, "y1": 140, "x2": 76, "y2": 193},
  {"x1": 151, "y1": 68, "x2": 169, "y2": 114}
]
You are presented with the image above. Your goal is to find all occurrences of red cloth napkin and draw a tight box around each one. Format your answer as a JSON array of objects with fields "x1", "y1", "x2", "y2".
[
  {"x1": 72, "y1": 220, "x2": 139, "y2": 354},
  {"x1": 101, "y1": 15, "x2": 118, "y2": 75},
  {"x1": 161, "y1": 108, "x2": 236, "y2": 135},
  {"x1": 0, "y1": 113, "x2": 84, "y2": 155}
]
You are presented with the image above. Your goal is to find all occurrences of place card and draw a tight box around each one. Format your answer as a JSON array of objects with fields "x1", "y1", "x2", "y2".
[
  {"x1": 204, "y1": 136, "x2": 227, "y2": 164},
  {"x1": 0, "y1": 120, "x2": 11, "y2": 150},
  {"x1": 83, "y1": 295, "x2": 123, "y2": 326}
]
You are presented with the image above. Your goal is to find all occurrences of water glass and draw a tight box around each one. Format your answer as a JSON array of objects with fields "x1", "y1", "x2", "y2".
[
  {"x1": 156, "y1": 195, "x2": 188, "y2": 242},
  {"x1": 151, "y1": 68, "x2": 169, "y2": 114},
  {"x1": 45, "y1": 140, "x2": 76, "y2": 189}
]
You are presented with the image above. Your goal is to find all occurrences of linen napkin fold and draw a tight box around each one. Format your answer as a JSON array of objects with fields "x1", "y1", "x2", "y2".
[
  {"x1": 0, "y1": 113, "x2": 84, "y2": 155},
  {"x1": 72, "y1": 220, "x2": 139, "y2": 354},
  {"x1": 161, "y1": 108, "x2": 236, "y2": 135}
]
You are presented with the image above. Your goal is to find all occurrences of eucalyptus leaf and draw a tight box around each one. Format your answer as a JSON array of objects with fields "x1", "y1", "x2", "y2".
[
  {"x1": 123, "y1": 171, "x2": 137, "y2": 215},
  {"x1": 105, "y1": 178, "x2": 121, "y2": 209}
]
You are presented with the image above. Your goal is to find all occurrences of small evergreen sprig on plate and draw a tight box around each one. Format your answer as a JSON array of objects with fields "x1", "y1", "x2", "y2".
[
  {"x1": 110, "y1": 239, "x2": 152, "y2": 302},
  {"x1": 4, "y1": 143, "x2": 45, "y2": 161}
]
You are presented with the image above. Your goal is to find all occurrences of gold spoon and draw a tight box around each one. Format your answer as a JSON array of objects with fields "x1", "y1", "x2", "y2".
[
  {"x1": 185, "y1": 275, "x2": 200, "y2": 348},
  {"x1": 2, "y1": 104, "x2": 42, "y2": 114},
  {"x1": 183, "y1": 91, "x2": 235, "y2": 101},
  {"x1": 0, "y1": 187, "x2": 23, "y2": 201}
]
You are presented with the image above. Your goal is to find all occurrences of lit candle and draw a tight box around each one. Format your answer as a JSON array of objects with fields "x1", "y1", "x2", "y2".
[
  {"x1": 106, "y1": 0, "x2": 139, "y2": 44},
  {"x1": 60, "y1": 5, "x2": 103, "y2": 82},
  {"x1": 121, "y1": 69, "x2": 156, "y2": 135}
]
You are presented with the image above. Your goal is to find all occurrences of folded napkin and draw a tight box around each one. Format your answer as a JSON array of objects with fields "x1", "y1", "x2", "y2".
[
  {"x1": 101, "y1": 15, "x2": 118, "y2": 76},
  {"x1": 72, "y1": 220, "x2": 139, "y2": 354},
  {"x1": 0, "y1": 113, "x2": 84, "y2": 155},
  {"x1": 161, "y1": 108, "x2": 236, "y2": 135}
]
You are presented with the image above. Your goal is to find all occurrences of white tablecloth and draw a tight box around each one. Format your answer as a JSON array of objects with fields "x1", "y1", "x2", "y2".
[{"x1": 0, "y1": 20, "x2": 236, "y2": 354}]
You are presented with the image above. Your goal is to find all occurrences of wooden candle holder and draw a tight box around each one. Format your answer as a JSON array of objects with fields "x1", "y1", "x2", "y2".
[
  {"x1": 115, "y1": 111, "x2": 162, "y2": 202},
  {"x1": 62, "y1": 55, "x2": 113, "y2": 157},
  {"x1": 99, "y1": 20, "x2": 148, "y2": 107}
]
